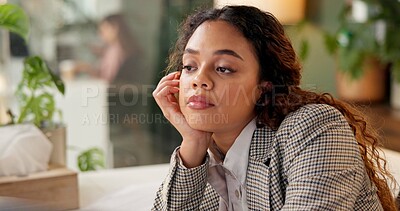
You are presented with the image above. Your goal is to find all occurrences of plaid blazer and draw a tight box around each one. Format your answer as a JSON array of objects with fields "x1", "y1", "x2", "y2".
[{"x1": 152, "y1": 104, "x2": 383, "y2": 210}]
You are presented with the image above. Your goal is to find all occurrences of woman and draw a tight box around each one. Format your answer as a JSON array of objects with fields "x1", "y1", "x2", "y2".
[
  {"x1": 152, "y1": 5, "x2": 396, "y2": 210},
  {"x1": 75, "y1": 14, "x2": 137, "y2": 84}
]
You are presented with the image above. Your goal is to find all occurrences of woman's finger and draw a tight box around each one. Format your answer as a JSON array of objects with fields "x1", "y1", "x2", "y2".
[
  {"x1": 157, "y1": 71, "x2": 180, "y2": 85},
  {"x1": 154, "y1": 86, "x2": 187, "y2": 128},
  {"x1": 153, "y1": 80, "x2": 179, "y2": 95},
  {"x1": 155, "y1": 85, "x2": 179, "y2": 102},
  {"x1": 154, "y1": 86, "x2": 179, "y2": 113},
  {"x1": 153, "y1": 82, "x2": 179, "y2": 109}
]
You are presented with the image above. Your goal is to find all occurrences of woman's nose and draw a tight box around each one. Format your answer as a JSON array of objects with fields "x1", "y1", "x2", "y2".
[{"x1": 191, "y1": 69, "x2": 213, "y2": 90}]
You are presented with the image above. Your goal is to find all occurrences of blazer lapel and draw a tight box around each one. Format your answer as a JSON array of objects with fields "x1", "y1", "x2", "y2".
[{"x1": 246, "y1": 127, "x2": 275, "y2": 210}]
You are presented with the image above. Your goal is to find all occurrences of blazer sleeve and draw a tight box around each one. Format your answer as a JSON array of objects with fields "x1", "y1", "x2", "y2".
[
  {"x1": 279, "y1": 104, "x2": 382, "y2": 210},
  {"x1": 152, "y1": 147, "x2": 209, "y2": 211}
]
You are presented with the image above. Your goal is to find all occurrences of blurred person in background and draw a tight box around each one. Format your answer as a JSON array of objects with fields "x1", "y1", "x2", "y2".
[
  {"x1": 73, "y1": 14, "x2": 143, "y2": 168},
  {"x1": 75, "y1": 14, "x2": 138, "y2": 85}
]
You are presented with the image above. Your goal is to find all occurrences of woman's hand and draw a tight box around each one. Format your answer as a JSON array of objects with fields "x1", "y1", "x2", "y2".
[{"x1": 153, "y1": 72, "x2": 212, "y2": 168}]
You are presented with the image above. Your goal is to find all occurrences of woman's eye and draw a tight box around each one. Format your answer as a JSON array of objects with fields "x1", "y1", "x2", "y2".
[
  {"x1": 216, "y1": 67, "x2": 234, "y2": 73},
  {"x1": 182, "y1": 65, "x2": 197, "y2": 72}
]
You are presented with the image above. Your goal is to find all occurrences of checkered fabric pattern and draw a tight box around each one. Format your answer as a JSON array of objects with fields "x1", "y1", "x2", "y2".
[{"x1": 152, "y1": 104, "x2": 383, "y2": 210}]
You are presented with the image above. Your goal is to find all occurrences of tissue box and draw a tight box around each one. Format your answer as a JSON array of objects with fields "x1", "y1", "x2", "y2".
[{"x1": 0, "y1": 166, "x2": 79, "y2": 210}]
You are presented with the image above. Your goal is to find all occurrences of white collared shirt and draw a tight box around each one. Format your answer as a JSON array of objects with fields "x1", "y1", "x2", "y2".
[{"x1": 207, "y1": 118, "x2": 257, "y2": 211}]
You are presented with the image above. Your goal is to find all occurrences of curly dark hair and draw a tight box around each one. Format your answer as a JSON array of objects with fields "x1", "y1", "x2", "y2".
[{"x1": 166, "y1": 5, "x2": 397, "y2": 210}]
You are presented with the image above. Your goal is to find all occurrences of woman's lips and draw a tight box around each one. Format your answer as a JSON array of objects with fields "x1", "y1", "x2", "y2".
[{"x1": 187, "y1": 95, "x2": 215, "y2": 109}]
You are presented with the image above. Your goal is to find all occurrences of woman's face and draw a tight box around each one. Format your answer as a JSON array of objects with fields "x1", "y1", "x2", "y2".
[
  {"x1": 99, "y1": 21, "x2": 118, "y2": 44},
  {"x1": 179, "y1": 20, "x2": 261, "y2": 133}
]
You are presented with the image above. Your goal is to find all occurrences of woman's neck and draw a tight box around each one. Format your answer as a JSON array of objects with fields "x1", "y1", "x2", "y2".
[
  {"x1": 212, "y1": 132, "x2": 239, "y2": 155},
  {"x1": 211, "y1": 117, "x2": 254, "y2": 155}
]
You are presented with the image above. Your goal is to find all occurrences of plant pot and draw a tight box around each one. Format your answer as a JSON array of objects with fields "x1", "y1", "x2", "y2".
[
  {"x1": 41, "y1": 126, "x2": 67, "y2": 166},
  {"x1": 391, "y1": 75, "x2": 400, "y2": 109},
  {"x1": 336, "y1": 57, "x2": 387, "y2": 103}
]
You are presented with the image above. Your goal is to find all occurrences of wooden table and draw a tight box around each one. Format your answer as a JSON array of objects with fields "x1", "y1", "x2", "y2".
[{"x1": 0, "y1": 166, "x2": 79, "y2": 210}]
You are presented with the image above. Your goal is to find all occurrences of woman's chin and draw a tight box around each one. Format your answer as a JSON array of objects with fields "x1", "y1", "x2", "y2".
[
  {"x1": 186, "y1": 122, "x2": 214, "y2": 132},
  {"x1": 184, "y1": 113, "x2": 228, "y2": 131}
]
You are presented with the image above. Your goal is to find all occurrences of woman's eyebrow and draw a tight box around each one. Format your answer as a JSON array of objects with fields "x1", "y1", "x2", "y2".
[
  {"x1": 214, "y1": 49, "x2": 243, "y2": 60},
  {"x1": 184, "y1": 48, "x2": 243, "y2": 61},
  {"x1": 184, "y1": 48, "x2": 199, "y2": 55}
]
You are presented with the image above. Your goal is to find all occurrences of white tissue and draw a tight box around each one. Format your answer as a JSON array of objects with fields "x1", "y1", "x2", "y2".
[{"x1": 0, "y1": 124, "x2": 52, "y2": 176}]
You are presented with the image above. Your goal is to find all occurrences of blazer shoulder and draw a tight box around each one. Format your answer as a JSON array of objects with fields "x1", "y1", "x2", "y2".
[
  {"x1": 274, "y1": 103, "x2": 354, "y2": 156},
  {"x1": 252, "y1": 104, "x2": 348, "y2": 148},
  {"x1": 279, "y1": 104, "x2": 347, "y2": 133},
  {"x1": 276, "y1": 103, "x2": 357, "y2": 160}
]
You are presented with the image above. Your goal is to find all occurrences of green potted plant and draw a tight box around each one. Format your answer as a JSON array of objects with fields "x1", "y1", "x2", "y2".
[
  {"x1": 16, "y1": 56, "x2": 67, "y2": 166},
  {"x1": 0, "y1": 3, "x2": 67, "y2": 166},
  {"x1": 324, "y1": 0, "x2": 388, "y2": 103}
]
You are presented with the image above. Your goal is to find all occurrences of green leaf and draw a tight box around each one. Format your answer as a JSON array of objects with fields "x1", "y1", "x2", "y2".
[
  {"x1": 49, "y1": 68, "x2": 65, "y2": 95},
  {"x1": 16, "y1": 95, "x2": 34, "y2": 124},
  {"x1": 0, "y1": 3, "x2": 30, "y2": 41},
  {"x1": 16, "y1": 93, "x2": 55, "y2": 127},
  {"x1": 23, "y1": 56, "x2": 65, "y2": 94},
  {"x1": 78, "y1": 148, "x2": 105, "y2": 172},
  {"x1": 32, "y1": 93, "x2": 55, "y2": 125},
  {"x1": 323, "y1": 32, "x2": 338, "y2": 55},
  {"x1": 23, "y1": 56, "x2": 47, "y2": 91},
  {"x1": 299, "y1": 39, "x2": 309, "y2": 61}
]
